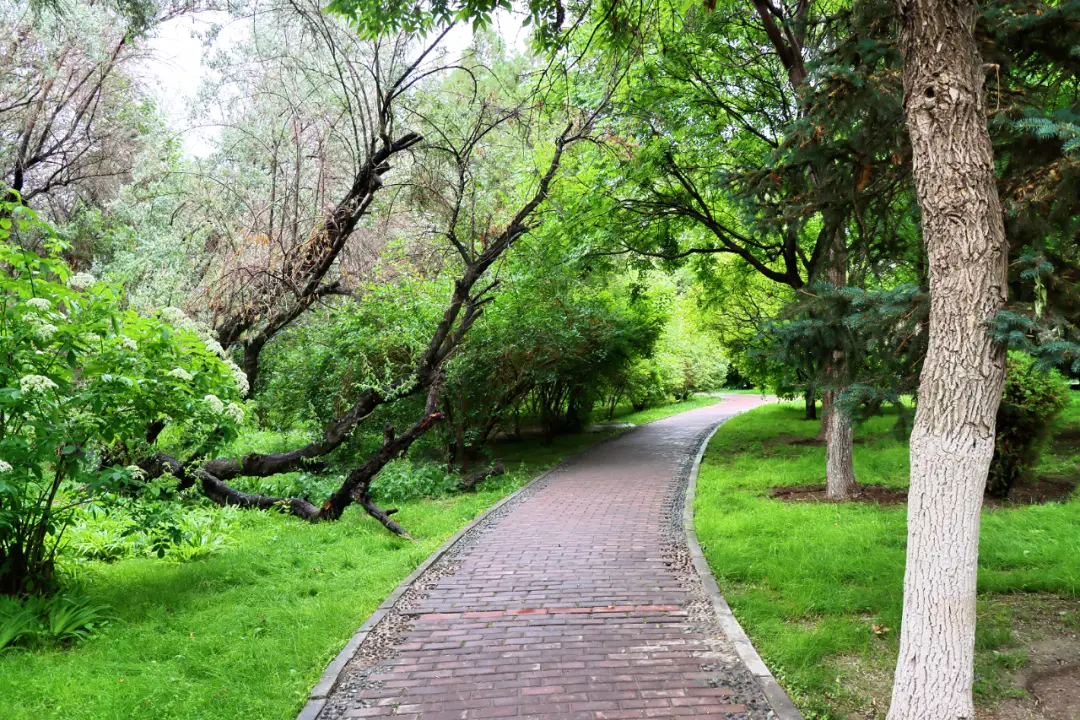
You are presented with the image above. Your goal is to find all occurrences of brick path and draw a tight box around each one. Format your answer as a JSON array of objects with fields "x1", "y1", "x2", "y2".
[{"x1": 319, "y1": 396, "x2": 780, "y2": 720}]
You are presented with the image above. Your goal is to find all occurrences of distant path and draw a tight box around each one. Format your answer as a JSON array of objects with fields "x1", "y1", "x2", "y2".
[{"x1": 313, "y1": 395, "x2": 795, "y2": 720}]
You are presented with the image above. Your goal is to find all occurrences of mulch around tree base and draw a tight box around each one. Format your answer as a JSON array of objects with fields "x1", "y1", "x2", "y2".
[
  {"x1": 771, "y1": 484, "x2": 908, "y2": 505},
  {"x1": 771, "y1": 476, "x2": 1078, "y2": 507}
]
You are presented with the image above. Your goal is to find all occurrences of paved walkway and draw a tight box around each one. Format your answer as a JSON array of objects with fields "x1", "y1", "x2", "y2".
[{"x1": 318, "y1": 396, "x2": 785, "y2": 720}]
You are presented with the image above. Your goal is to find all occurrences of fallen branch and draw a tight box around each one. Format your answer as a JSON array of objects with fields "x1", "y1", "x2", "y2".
[
  {"x1": 356, "y1": 487, "x2": 414, "y2": 540},
  {"x1": 190, "y1": 378, "x2": 445, "y2": 537},
  {"x1": 459, "y1": 460, "x2": 505, "y2": 491}
]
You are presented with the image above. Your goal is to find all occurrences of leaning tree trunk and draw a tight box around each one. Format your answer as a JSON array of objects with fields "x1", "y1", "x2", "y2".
[
  {"x1": 823, "y1": 230, "x2": 857, "y2": 499},
  {"x1": 887, "y1": 0, "x2": 1009, "y2": 717}
]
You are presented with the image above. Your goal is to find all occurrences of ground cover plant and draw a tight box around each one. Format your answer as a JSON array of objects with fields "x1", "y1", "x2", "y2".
[{"x1": 695, "y1": 399, "x2": 1080, "y2": 718}]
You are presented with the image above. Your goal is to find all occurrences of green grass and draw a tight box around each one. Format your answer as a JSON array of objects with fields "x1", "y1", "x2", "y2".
[
  {"x1": 694, "y1": 400, "x2": 1080, "y2": 718},
  {"x1": 0, "y1": 395, "x2": 726, "y2": 720},
  {"x1": 0, "y1": 494, "x2": 511, "y2": 720}
]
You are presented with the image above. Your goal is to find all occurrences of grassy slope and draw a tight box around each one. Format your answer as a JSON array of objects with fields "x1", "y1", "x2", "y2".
[
  {"x1": 0, "y1": 396, "x2": 720, "y2": 720},
  {"x1": 695, "y1": 400, "x2": 1080, "y2": 717}
]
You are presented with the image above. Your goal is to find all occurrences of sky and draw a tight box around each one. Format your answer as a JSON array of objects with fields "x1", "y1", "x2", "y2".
[{"x1": 139, "y1": 9, "x2": 529, "y2": 157}]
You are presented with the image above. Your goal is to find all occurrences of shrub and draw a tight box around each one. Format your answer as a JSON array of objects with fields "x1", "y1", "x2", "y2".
[
  {"x1": 65, "y1": 515, "x2": 142, "y2": 562},
  {"x1": 624, "y1": 359, "x2": 670, "y2": 412},
  {"x1": 0, "y1": 201, "x2": 244, "y2": 594},
  {"x1": 0, "y1": 592, "x2": 112, "y2": 651},
  {"x1": 166, "y1": 510, "x2": 233, "y2": 562},
  {"x1": 987, "y1": 352, "x2": 1070, "y2": 497}
]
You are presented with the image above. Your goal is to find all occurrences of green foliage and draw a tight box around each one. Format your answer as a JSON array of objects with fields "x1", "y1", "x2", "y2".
[
  {"x1": 754, "y1": 282, "x2": 927, "y2": 421},
  {"x1": 326, "y1": 0, "x2": 567, "y2": 46},
  {"x1": 987, "y1": 353, "x2": 1071, "y2": 497},
  {"x1": 0, "y1": 201, "x2": 243, "y2": 594},
  {"x1": 440, "y1": 250, "x2": 666, "y2": 459},
  {"x1": 1010, "y1": 115, "x2": 1080, "y2": 156},
  {"x1": 62, "y1": 491, "x2": 237, "y2": 566},
  {"x1": 644, "y1": 290, "x2": 729, "y2": 403},
  {"x1": 370, "y1": 459, "x2": 458, "y2": 505},
  {"x1": 64, "y1": 515, "x2": 141, "y2": 563},
  {"x1": 0, "y1": 592, "x2": 112, "y2": 652},
  {"x1": 255, "y1": 270, "x2": 451, "y2": 431}
]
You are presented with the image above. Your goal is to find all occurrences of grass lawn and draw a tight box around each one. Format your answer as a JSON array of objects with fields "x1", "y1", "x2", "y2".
[
  {"x1": 0, "y1": 395, "x2": 722, "y2": 720},
  {"x1": 695, "y1": 399, "x2": 1080, "y2": 718}
]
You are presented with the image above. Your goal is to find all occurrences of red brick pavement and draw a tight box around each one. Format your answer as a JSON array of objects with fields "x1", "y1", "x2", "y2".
[{"x1": 322, "y1": 395, "x2": 775, "y2": 720}]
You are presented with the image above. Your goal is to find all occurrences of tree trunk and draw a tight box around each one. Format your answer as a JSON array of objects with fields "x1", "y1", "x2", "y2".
[
  {"x1": 825, "y1": 408, "x2": 856, "y2": 499},
  {"x1": 823, "y1": 229, "x2": 856, "y2": 499},
  {"x1": 804, "y1": 383, "x2": 817, "y2": 421},
  {"x1": 459, "y1": 461, "x2": 505, "y2": 491},
  {"x1": 818, "y1": 390, "x2": 832, "y2": 440},
  {"x1": 887, "y1": 0, "x2": 1009, "y2": 716}
]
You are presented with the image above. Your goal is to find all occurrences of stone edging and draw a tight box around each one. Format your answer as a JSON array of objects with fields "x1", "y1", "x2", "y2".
[
  {"x1": 682, "y1": 418, "x2": 805, "y2": 720},
  {"x1": 295, "y1": 428, "x2": 638, "y2": 720}
]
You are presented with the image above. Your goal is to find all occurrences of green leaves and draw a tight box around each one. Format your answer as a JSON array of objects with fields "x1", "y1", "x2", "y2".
[
  {"x1": 327, "y1": 0, "x2": 514, "y2": 38},
  {"x1": 0, "y1": 199, "x2": 244, "y2": 594}
]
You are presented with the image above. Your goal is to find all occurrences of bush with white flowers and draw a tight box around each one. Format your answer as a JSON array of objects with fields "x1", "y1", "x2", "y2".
[{"x1": 0, "y1": 203, "x2": 245, "y2": 595}]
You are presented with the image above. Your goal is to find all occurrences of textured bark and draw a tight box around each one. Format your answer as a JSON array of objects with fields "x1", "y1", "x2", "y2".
[
  {"x1": 823, "y1": 229, "x2": 857, "y2": 499},
  {"x1": 215, "y1": 133, "x2": 421, "y2": 363},
  {"x1": 887, "y1": 0, "x2": 1009, "y2": 716},
  {"x1": 825, "y1": 409, "x2": 856, "y2": 500},
  {"x1": 818, "y1": 390, "x2": 832, "y2": 441}
]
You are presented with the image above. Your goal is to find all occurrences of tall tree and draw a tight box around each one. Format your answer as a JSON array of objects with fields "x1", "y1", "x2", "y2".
[
  {"x1": 574, "y1": 0, "x2": 866, "y2": 497},
  {"x1": 887, "y1": 0, "x2": 1009, "y2": 715},
  {"x1": 0, "y1": 1, "x2": 189, "y2": 218},
  {"x1": 134, "y1": 9, "x2": 626, "y2": 535}
]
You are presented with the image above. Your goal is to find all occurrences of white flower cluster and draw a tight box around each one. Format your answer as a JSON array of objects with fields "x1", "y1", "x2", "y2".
[
  {"x1": 160, "y1": 307, "x2": 229, "y2": 360},
  {"x1": 119, "y1": 336, "x2": 138, "y2": 351},
  {"x1": 20, "y1": 374, "x2": 58, "y2": 394},
  {"x1": 227, "y1": 360, "x2": 250, "y2": 397},
  {"x1": 126, "y1": 465, "x2": 147, "y2": 481},
  {"x1": 0, "y1": 459, "x2": 12, "y2": 473},
  {"x1": 160, "y1": 306, "x2": 194, "y2": 329},
  {"x1": 25, "y1": 297, "x2": 51, "y2": 312},
  {"x1": 203, "y1": 394, "x2": 225, "y2": 415},
  {"x1": 224, "y1": 402, "x2": 245, "y2": 425},
  {"x1": 167, "y1": 367, "x2": 193, "y2": 382},
  {"x1": 32, "y1": 321, "x2": 58, "y2": 341},
  {"x1": 203, "y1": 338, "x2": 226, "y2": 358},
  {"x1": 69, "y1": 272, "x2": 96, "y2": 290}
]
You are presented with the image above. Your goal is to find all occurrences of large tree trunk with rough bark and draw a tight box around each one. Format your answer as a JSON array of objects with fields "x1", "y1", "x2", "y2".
[
  {"x1": 825, "y1": 409, "x2": 856, "y2": 499},
  {"x1": 823, "y1": 230, "x2": 857, "y2": 499},
  {"x1": 887, "y1": 0, "x2": 1009, "y2": 717}
]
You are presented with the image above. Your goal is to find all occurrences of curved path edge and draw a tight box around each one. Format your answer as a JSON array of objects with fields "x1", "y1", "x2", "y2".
[
  {"x1": 681, "y1": 421, "x2": 804, "y2": 720},
  {"x1": 296, "y1": 435, "x2": 625, "y2": 720},
  {"x1": 297, "y1": 397, "x2": 802, "y2": 720}
]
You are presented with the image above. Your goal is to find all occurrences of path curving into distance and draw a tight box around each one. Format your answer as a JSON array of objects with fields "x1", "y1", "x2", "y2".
[{"x1": 308, "y1": 395, "x2": 799, "y2": 720}]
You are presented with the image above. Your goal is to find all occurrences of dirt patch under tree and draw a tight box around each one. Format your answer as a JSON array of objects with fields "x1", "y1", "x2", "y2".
[{"x1": 771, "y1": 475, "x2": 1077, "y2": 507}]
